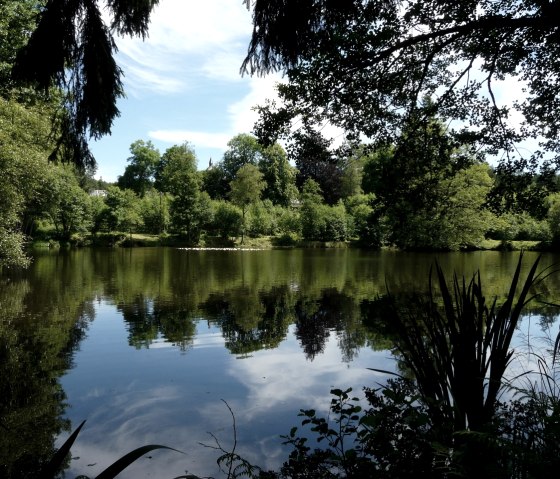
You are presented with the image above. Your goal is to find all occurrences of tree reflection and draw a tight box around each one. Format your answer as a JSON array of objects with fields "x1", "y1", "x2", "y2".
[
  {"x1": 0, "y1": 276, "x2": 92, "y2": 479},
  {"x1": 200, "y1": 285, "x2": 294, "y2": 356},
  {"x1": 118, "y1": 296, "x2": 197, "y2": 351},
  {"x1": 294, "y1": 288, "x2": 369, "y2": 361}
]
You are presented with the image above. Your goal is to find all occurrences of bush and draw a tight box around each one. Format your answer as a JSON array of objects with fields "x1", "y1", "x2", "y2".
[
  {"x1": 211, "y1": 201, "x2": 242, "y2": 239},
  {"x1": 277, "y1": 207, "x2": 301, "y2": 237},
  {"x1": 247, "y1": 200, "x2": 276, "y2": 237},
  {"x1": 301, "y1": 203, "x2": 348, "y2": 242},
  {"x1": 487, "y1": 212, "x2": 551, "y2": 242}
]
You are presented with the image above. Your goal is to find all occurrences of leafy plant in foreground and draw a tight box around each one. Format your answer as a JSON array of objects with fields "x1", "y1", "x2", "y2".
[
  {"x1": 266, "y1": 254, "x2": 560, "y2": 479},
  {"x1": 380, "y1": 254, "x2": 551, "y2": 438},
  {"x1": 40, "y1": 420, "x2": 183, "y2": 479},
  {"x1": 270, "y1": 381, "x2": 437, "y2": 479}
]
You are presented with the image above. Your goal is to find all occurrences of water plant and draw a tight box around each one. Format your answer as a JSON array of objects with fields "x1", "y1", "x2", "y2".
[
  {"x1": 40, "y1": 420, "x2": 184, "y2": 479},
  {"x1": 263, "y1": 253, "x2": 560, "y2": 478}
]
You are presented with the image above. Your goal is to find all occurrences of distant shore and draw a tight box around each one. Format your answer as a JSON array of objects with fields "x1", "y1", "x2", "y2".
[{"x1": 29, "y1": 233, "x2": 552, "y2": 253}]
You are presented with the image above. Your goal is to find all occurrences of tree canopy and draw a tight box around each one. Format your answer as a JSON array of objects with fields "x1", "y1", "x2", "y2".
[
  {"x1": 9, "y1": 0, "x2": 160, "y2": 168},
  {"x1": 243, "y1": 0, "x2": 560, "y2": 178}
]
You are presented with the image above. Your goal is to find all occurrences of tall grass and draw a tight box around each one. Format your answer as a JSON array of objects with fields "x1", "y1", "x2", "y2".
[{"x1": 381, "y1": 254, "x2": 552, "y2": 439}]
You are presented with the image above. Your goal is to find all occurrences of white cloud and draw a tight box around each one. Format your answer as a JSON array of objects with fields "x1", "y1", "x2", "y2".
[
  {"x1": 149, "y1": 129, "x2": 232, "y2": 150},
  {"x1": 113, "y1": 0, "x2": 254, "y2": 95},
  {"x1": 148, "y1": 75, "x2": 282, "y2": 154},
  {"x1": 228, "y1": 75, "x2": 282, "y2": 133}
]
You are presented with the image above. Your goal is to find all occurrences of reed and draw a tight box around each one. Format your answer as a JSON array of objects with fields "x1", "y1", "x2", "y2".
[{"x1": 381, "y1": 253, "x2": 551, "y2": 439}]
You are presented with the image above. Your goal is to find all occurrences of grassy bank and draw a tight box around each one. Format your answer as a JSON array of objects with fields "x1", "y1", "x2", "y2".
[{"x1": 30, "y1": 233, "x2": 549, "y2": 252}]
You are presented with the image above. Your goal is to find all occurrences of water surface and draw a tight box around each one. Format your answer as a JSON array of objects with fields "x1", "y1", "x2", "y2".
[{"x1": 1, "y1": 248, "x2": 558, "y2": 478}]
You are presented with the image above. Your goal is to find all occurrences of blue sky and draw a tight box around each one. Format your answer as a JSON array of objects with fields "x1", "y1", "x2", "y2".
[
  {"x1": 90, "y1": 1, "x2": 536, "y2": 182},
  {"x1": 91, "y1": 1, "x2": 281, "y2": 182}
]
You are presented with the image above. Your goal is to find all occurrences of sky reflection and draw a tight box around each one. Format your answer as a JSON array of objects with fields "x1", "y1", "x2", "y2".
[{"x1": 60, "y1": 301, "x2": 390, "y2": 478}]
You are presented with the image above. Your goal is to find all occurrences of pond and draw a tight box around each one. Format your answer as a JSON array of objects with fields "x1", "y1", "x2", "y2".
[{"x1": 1, "y1": 248, "x2": 559, "y2": 478}]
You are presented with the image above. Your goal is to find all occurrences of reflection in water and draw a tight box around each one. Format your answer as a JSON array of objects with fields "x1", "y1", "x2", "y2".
[
  {"x1": 1, "y1": 248, "x2": 559, "y2": 478},
  {"x1": 0, "y1": 276, "x2": 93, "y2": 478}
]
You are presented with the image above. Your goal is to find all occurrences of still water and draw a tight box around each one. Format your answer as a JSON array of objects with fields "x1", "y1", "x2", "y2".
[{"x1": 1, "y1": 248, "x2": 559, "y2": 478}]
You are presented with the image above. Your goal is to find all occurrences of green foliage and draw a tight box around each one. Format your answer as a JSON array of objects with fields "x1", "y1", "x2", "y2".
[
  {"x1": 230, "y1": 164, "x2": 266, "y2": 243},
  {"x1": 89, "y1": 195, "x2": 109, "y2": 235},
  {"x1": 247, "y1": 200, "x2": 276, "y2": 237},
  {"x1": 211, "y1": 201, "x2": 243, "y2": 239},
  {"x1": 547, "y1": 193, "x2": 560, "y2": 242},
  {"x1": 156, "y1": 142, "x2": 198, "y2": 195},
  {"x1": 171, "y1": 190, "x2": 212, "y2": 244},
  {"x1": 117, "y1": 140, "x2": 160, "y2": 197},
  {"x1": 0, "y1": 0, "x2": 40, "y2": 98},
  {"x1": 271, "y1": 375, "x2": 560, "y2": 479},
  {"x1": 222, "y1": 133, "x2": 263, "y2": 183},
  {"x1": 288, "y1": 128, "x2": 344, "y2": 205},
  {"x1": 230, "y1": 165, "x2": 266, "y2": 211},
  {"x1": 244, "y1": 0, "x2": 560, "y2": 183},
  {"x1": 202, "y1": 163, "x2": 229, "y2": 200},
  {"x1": 382, "y1": 254, "x2": 547, "y2": 436},
  {"x1": 258, "y1": 143, "x2": 297, "y2": 206},
  {"x1": 103, "y1": 186, "x2": 143, "y2": 235},
  {"x1": 344, "y1": 194, "x2": 374, "y2": 240},
  {"x1": 487, "y1": 211, "x2": 551, "y2": 242},
  {"x1": 364, "y1": 118, "x2": 493, "y2": 250},
  {"x1": 139, "y1": 191, "x2": 170, "y2": 234},
  {"x1": 44, "y1": 165, "x2": 93, "y2": 240},
  {"x1": 0, "y1": 96, "x2": 57, "y2": 267},
  {"x1": 276, "y1": 207, "x2": 301, "y2": 237},
  {"x1": 272, "y1": 382, "x2": 435, "y2": 479},
  {"x1": 300, "y1": 180, "x2": 348, "y2": 242}
]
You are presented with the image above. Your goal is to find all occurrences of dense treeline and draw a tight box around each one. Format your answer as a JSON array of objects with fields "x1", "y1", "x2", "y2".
[
  {"x1": 4, "y1": 118, "x2": 560, "y2": 266},
  {"x1": 4, "y1": 104, "x2": 560, "y2": 269},
  {"x1": 3, "y1": 1, "x2": 560, "y2": 269}
]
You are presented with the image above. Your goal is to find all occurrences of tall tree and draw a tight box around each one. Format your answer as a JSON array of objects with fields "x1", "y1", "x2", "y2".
[
  {"x1": 0, "y1": 96, "x2": 58, "y2": 267},
  {"x1": 222, "y1": 133, "x2": 263, "y2": 183},
  {"x1": 118, "y1": 139, "x2": 160, "y2": 197},
  {"x1": 103, "y1": 186, "x2": 143, "y2": 235},
  {"x1": 364, "y1": 114, "x2": 492, "y2": 250},
  {"x1": 244, "y1": 0, "x2": 560, "y2": 188},
  {"x1": 289, "y1": 128, "x2": 344, "y2": 205},
  {"x1": 155, "y1": 142, "x2": 198, "y2": 195},
  {"x1": 258, "y1": 142, "x2": 297, "y2": 206},
  {"x1": 11, "y1": 0, "x2": 160, "y2": 168},
  {"x1": 157, "y1": 143, "x2": 211, "y2": 243},
  {"x1": 230, "y1": 164, "x2": 266, "y2": 243}
]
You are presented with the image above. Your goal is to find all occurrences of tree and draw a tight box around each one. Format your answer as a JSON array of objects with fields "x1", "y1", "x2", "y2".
[
  {"x1": 103, "y1": 186, "x2": 143, "y2": 236},
  {"x1": 45, "y1": 165, "x2": 93, "y2": 240},
  {"x1": 139, "y1": 190, "x2": 170, "y2": 234},
  {"x1": 363, "y1": 116, "x2": 493, "y2": 250},
  {"x1": 201, "y1": 163, "x2": 229, "y2": 200},
  {"x1": 0, "y1": 96, "x2": 58, "y2": 267},
  {"x1": 230, "y1": 164, "x2": 266, "y2": 243},
  {"x1": 289, "y1": 128, "x2": 345, "y2": 205},
  {"x1": 222, "y1": 133, "x2": 263, "y2": 182},
  {"x1": 11, "y1": 0, "x2": 160, "y2": 167},
  {"x1": 258, "y1": 142, "x2": 297, "y2": 206},
  {"x1": 0, "y1": 0, "x2": 40, "y2": 98},
  {"x1": 211, "y1": 201, "x2": 243, "y2": 240},
  {"x1": 155, "y1": 142, "x2": 198, "y2": 195},
  {"x1": 156, "y1": 143, "x2": 211, "y2": 243},
  {"x1": 300, "y1": 179, "x2": 348, "y2": 242},
  {"x1": 117, "y1": 140, "x2": 160, "y2": 197},
  {"x1": 244, "y1": 0, "x2": 560, "y2": 190}
]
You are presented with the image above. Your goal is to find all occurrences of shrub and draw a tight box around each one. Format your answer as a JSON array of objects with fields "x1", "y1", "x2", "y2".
[{"x1": 211, "y1": 201, "x2": 242, "y2": 239}]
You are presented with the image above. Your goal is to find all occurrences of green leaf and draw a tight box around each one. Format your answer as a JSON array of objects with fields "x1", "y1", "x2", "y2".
[
  {"x1": 95, "y1": 445, "x2": 184, "y2": 479},
  {"x1": 40, "y1": 420, "x2": 86, "y2": 479}
]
